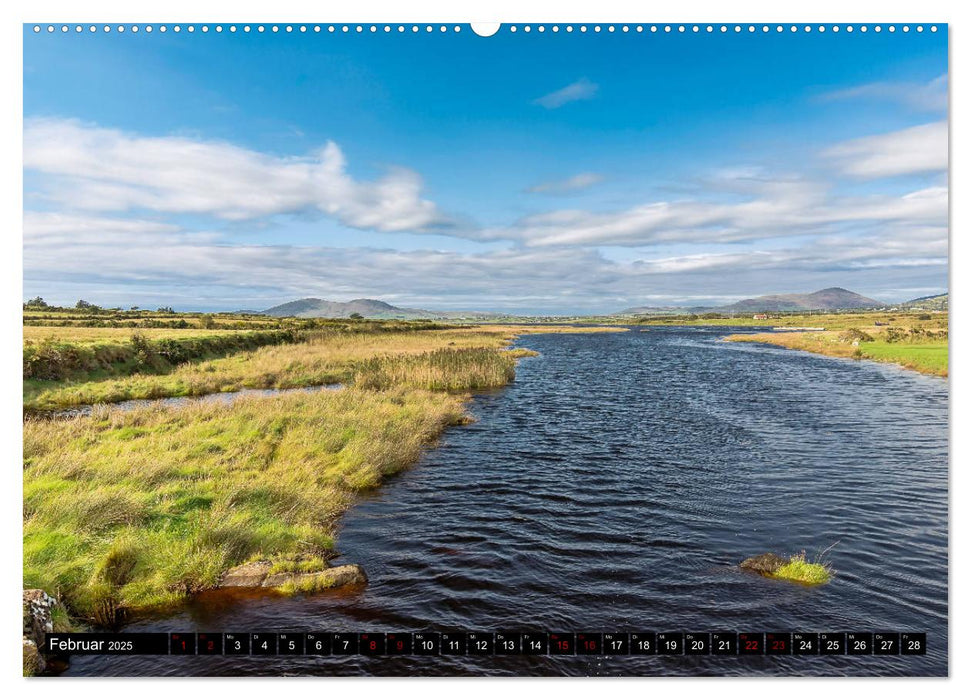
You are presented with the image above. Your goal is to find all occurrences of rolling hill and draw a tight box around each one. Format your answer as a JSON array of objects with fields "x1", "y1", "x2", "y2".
[
  {"x1": 899, "y1": 293, "x2": 948, "y2": 311},
  {"x1": 261, "y1": 298, "x2": 491, "y2": 320},
  {"x1": 718, "y1": 287, "x2": 883, "y2": 313}
]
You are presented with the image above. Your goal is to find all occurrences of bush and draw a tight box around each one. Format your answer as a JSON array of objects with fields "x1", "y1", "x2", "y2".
[
  {"x1": 839, "y1": 328, "x2": 874, "y2": 343},
  {"x1": 884, "y1": 327, "x2": 908, "y2": 343}
]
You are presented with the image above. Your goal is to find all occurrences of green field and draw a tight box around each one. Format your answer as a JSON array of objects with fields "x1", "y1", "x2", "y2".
[{"x1": 858, "y1": 341, "x2": 949, "y2": 376}]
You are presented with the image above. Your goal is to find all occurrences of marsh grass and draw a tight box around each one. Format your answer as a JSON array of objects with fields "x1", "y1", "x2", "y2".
[
  {"x1": 23, "y1": 388, "x2": 467, "y2": 620},
  {"x1": 24, "y1": 328, "x2": 548, "y2": 411},
  {"x1": 354, "y1": 348, "x2": 516, "y2": 391}
]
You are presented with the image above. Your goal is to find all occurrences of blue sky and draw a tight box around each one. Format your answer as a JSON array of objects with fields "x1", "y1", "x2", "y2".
[{"x1": 23, "y1": 24, "x2": 948, "y2": 313}]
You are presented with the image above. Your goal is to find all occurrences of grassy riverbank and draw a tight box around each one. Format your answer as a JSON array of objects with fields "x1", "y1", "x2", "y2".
[
  {"x1": 24, "y1": 388, "x2": 467, "y2": 621},
  {"x1": 23, "y1": 322, "x2": 622, "y2": 622},
  {"x1": 725, "y1": 328, "x2": 948, "y2": 377}
]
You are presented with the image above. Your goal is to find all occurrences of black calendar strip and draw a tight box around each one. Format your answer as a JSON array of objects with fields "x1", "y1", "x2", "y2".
[{"x1": 44, "y1": 631, "x2": 926, "y2": 657}]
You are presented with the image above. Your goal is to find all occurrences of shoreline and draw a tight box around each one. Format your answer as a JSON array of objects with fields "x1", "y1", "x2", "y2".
[{"x1": 723, "y1": 331, "x2": 947, "y2": 378}]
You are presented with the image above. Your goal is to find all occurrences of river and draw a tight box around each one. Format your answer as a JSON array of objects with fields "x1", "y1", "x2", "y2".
[{"x1": 65, "y1": 327, "x2": 949, "y2": 676}]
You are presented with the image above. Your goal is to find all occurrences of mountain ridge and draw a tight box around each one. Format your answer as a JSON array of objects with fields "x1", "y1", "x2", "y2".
[
  {"x1": 261, "y1": 297, "x2": 491, "y2": 320},
  {"x1": 719, "y1": 287, "x2": 883, "y2": 312},
  {"x1": 898, "y1": 293, "x2": 948, "y2": 310}
]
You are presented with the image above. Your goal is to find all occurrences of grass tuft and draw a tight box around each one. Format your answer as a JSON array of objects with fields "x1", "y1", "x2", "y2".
[{"x1": 769, "y1": 552, "x2": 833, "y2": 585}]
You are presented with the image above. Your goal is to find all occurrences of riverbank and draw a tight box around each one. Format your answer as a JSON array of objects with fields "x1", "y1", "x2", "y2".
[
  {"x1": 24, "y1": 387, "x2": 468, "y2": 622},
  {"x1": 23, "y1": 324, "x2": 624, "y2": 626},
  {"x1": 724, "y1": 330, "x2": 947, "y2": 377}
]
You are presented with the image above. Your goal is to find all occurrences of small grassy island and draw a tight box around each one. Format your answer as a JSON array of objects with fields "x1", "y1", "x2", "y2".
[{"x1": 740, "y1": 551, "x2": 833, "y2": 585}]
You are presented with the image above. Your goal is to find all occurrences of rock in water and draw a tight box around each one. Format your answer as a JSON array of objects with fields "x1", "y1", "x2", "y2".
[
  {"x1": 220, "y1": 561, "x2": 367, "y2": 591},
  {"x1": 219, "y1": 560, "x2": 274, "y2": 588},
  {"x1": 23, "y1": 589, "x2": 56, "y2": 675},
  {"x1": 739, "y1": 553, "x2": 787, "y2": 575}
]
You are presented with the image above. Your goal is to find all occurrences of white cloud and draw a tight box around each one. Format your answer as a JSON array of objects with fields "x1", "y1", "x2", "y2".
[
  {"x1": 526, "y1": 172, "x2": 604, "y2": 194},
  {"x1": 24, "y1": 212, "x2": 181, "y2": 240},
  {"x1": 821, "y1": 74, "x2": 948, "y2": 113},
  {"x1": 632, "y1": 225, "x2": 947, "y2": 277},
  {"x1": 533, "y1": 78, "x2": 598, "y2": 109},
  {"x1": 492, "y1": 177, "x2": 947, "y2": 248},
  {"x1": 23, "y1": 118, "x2": 450, "y2": 232},
  {"x1": 823, "y1": 121, "x2": 948, "y2": 178}
]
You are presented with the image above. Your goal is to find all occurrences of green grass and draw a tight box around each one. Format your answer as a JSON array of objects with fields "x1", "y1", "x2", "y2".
[
  {"x1": 858, "y1": 341, "x2": 948, "y2": 376},
  {"x1": 769, "y1": 553, "x2": 833, "y2": 585}
]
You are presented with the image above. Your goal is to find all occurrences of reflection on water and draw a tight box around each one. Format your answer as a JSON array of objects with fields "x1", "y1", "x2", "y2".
[{"x1": 66, "y1": 328, "x2": 948, "y2": 676}]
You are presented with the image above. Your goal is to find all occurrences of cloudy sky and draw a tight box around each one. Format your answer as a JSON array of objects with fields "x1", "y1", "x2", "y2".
[{"x1": 23, "y1": 25, "x2": 948, "y2": 313}]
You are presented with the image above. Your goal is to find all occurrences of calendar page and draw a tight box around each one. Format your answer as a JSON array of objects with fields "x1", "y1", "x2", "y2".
[{"x1": 21, "y1": 18, "x2": 948, "y2": 679}]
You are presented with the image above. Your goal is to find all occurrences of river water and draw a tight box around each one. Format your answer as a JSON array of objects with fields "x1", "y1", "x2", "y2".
[{"x1": 66, "y1": 327, "x2": 949, "y2": 676}]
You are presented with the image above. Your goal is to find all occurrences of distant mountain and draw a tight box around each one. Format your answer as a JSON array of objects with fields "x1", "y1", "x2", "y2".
[
  {"x1": 899, "y1": 293, "x2": 948, "y2": 311},
  {"x1": 718, "y1": 287, "x2": 883, "y2": 312},
  {"x1": 261, "y1": 297, "x2": 492, "y2": 320}
]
